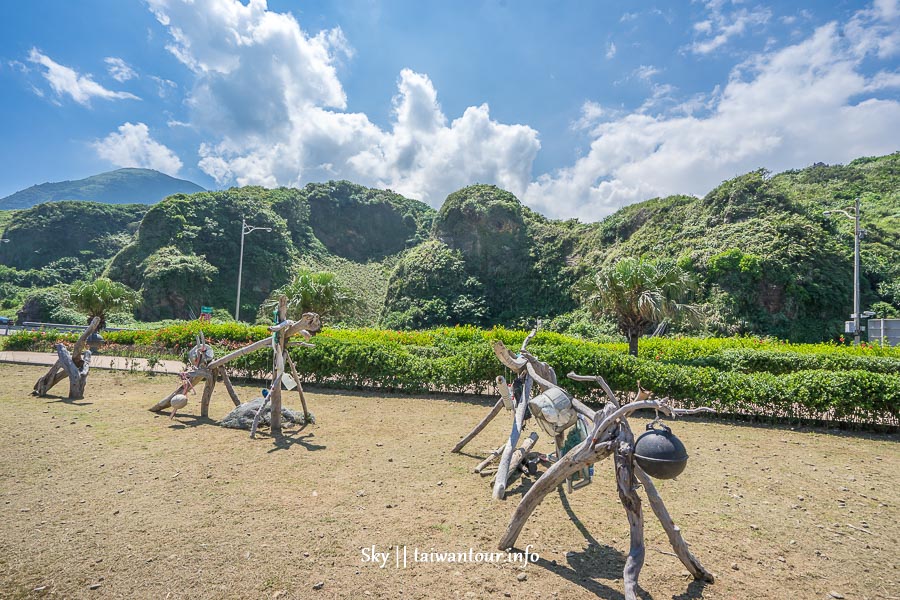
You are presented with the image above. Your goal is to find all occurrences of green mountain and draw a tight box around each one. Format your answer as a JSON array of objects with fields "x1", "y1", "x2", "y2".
[
  {"x1": 105, "y1": 182, "x2": 434, "y2": 320},
  {"x1": 0, "y1": 201, "x2": 147, "y2": 271},
  {"x1": 0, "y1": 153, "x2": 896, "y2": 341},
  {"x1": 383, "y1": 185, "x2": 581, "y2": 327},
  {"x1": 0, "y1": 168, "x2": 204, "y2": 209}
]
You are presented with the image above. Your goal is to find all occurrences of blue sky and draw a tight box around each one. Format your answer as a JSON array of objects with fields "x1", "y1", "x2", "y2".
[{"x1": 1, "y1": 0, "x2": 898, "y2": 220}]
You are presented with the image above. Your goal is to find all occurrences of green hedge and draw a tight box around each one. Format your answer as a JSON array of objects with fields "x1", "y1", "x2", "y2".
[
  {"x1": 6, "y1": 324, "x2": 898, "y2": 425},
  {"x1": 683, "y1": 348, "x2": 900, "y2": 375}
]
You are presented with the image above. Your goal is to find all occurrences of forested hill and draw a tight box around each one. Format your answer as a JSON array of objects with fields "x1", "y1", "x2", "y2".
[
  {"x1": 382, "y1": 153, "x2": 899, "y2": 340},
  {"x1": 0, "y1": 168, "x2": 204, "y2": 209},
  {"x1": 0, "y1": 153, "x2": 897, "y2": 341},
  {"x1": 569, "y1": 154, "x2": 899, "y2": 340}
]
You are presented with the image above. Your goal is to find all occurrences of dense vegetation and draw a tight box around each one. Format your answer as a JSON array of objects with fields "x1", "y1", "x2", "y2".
[
  {"x1": 575, "y1": 155, "x2": 900, "y2": 340},
  {"x1": 8, "y1": 323, "x2": 898, "y2": 426},
  {"x1": 0, "y1": 201, "x2": 146, "y2": 270},
  {"x1": 0, "y1": 154, "x2": 897, "y2": 343},
  {"x1": 0, "y1": 202, "x2": 147, "y2": 320},
  {"x1": 0, "y1": 168, "x2": 203, "y2": 209}
]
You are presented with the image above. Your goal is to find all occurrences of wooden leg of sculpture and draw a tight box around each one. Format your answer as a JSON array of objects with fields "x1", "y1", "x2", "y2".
[
  {"x1": 499, "y1": 438, "x2": 615, "y2": 550},
  {"x1": 220, "y1": 368, "x2": 241, "y2": 407},
  {"x1": 200, "y1": 374, "x2": 216, "y2": 418},
  {"x1": 615, "y1": 432, "x2": 645, "y2": 600},
  {"x1": 452, "y1": 398, "x2": 504, "y2": 453},
  {"x1": 269, "y1": 355, "x2": 284, "y2": 435},
  {"x1": 504, "y1": 431, "x2": 539, "y2": 485},
  {"x1": 634, "y1": 466, "x2": 714, "y2": 582},
  {"x1": 493, "y1": 378, "x2": 531, "y2": 500},
  {"x1": 249, "y1": 393, "x2": 270, "y2": 439},
  {"x1": 269, "y1": 297, "x2": 288, "y2": 436},
  {"x1": 475, "y1": 444, "x2": 506, "y2": 474},
  {"x1": 285, "y1": 352, "x2": 310, "y2": 421},
  {"x1": 33, "y1": 363, "x2": 66, "y2": 396}
]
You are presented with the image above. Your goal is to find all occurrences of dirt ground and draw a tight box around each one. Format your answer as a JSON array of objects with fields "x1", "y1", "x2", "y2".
[{"x1": 0, "y1": 364, "x2": 897, "y2": 600}]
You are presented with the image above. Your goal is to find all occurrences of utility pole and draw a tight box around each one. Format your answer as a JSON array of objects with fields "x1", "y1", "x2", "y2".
[
  {"x1": 235, "y1": 218, "x2": 272, "y2": 321},
  {"x1": 852, "y1": 197, "x2": 861, "y2": 345},
  {"x1": 824, "y1": 197, "x2": 864, "y2": 345}
]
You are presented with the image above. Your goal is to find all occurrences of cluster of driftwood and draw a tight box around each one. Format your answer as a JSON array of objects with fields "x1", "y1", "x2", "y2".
[
  {"x1": 33, "y1": 317, "x2": 101, "y2": 400},
  {"x1": 452, "y1": 325, "x2": 715, "y2": 600},
  {"x1": 452, "y1": 326, "x2": 590, "y2": 499},
  {"x1": 150, "y1": 296, "x2": 320, "y2": 437}
]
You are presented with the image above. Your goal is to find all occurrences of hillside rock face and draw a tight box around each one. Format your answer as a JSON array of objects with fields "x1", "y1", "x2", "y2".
[
  {"x1": 0, "y1": 168, "x2": 204, "y2": 209},
  {"x1": 105, "y1": 183, "x2": 434, "y2": 320},
  {"x1": 304, "y1": 181, "x2": 434, "y2": 261},
  {"x1": 383, "y1": 185, "x2": 579, "y2": 327}
]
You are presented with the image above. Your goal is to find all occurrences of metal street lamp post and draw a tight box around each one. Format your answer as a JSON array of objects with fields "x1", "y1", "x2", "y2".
[
  {"x1": 235, "y1": 218, "x2": 272, "y2": 321},
  {"x1": 824, "y1": 197, "x2": 863, "y2": 345}
]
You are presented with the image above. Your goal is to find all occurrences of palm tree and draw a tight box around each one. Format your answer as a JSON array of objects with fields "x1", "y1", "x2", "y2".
[
  {"x1": 584, "y1": 257, "x2": 698, "y2": 357},
  {"x1": 264, "y1": 269, "x2": 356, "y2": 321},
  {"x1": 68, "y1": 278, "x2": 141, "y2": 330}
]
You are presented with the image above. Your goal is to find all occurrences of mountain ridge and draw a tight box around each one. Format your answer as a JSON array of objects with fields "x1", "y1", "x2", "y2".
[{"x1": 0, "y1": 168, "x2": 205, "y2": 209}]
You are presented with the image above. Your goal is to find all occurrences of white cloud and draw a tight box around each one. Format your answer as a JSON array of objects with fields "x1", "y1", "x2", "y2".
[
  {"x1": 525, "y1": 6, "x2": 900, "y2": 220},
  {"x1": 605, "y1": 42, "x2": 617, "y2": 59},
  {"x1": 689, "y1": 1, "x2": 771, "y2": 55},
  {"x1": 104, "y1": 57, "x2": 137, "y2": 82},
  {"x1": 93, "y1": 122, "x2": 183, "y2": 176},
  {"x1": 148, "y1": 0, "x2": 539, "y2": 205},
  {"x1": 142, "y1": 0, "x2": 899, "y2": 223},
  {"x1": 27, "y1": 49, "x2": 139, "y2": 106},
  {"x1": 633, "y1": 65, "x2": 661, "y2": 81},
  {"x1": 151, "y1": 75, "x2": 178, "y2": 98}
]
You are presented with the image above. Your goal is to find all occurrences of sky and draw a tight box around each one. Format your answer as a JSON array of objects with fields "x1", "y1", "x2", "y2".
[{"x1": 0, "y1": 0, "x2": 898, "y2": 221}]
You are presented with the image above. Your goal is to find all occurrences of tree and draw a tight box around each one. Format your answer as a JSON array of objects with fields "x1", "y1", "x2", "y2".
[
  {"x1": 584, "y1": 257, "x2": 698, "y2": 357},
  {"x1": 68, "y1": 278, "x2": 141, "y2": 330},
  {"x1": 263, "y1": 269, "x2": 356, "y2": 322}
]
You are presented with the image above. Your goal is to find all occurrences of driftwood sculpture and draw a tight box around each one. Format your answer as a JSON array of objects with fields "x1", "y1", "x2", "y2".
[
  {"x1": 33, "y1": 317, "x2": 101, "y2": 400},
  {"x1": 150, "y1": 296, "x2": 320, "y2": 437},
  {"x1": 489, "y1": 339, "x2": 716, "y2": 600},
  {"x1": 452, "y1": 323, "x2": 588, "y2": 499}
]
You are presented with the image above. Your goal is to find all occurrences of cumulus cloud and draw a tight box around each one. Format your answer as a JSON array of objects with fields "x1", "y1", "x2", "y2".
[
  {"x1": 27, "y1": 49, "x2": 139, "y2": 106},
  {"x1": 524, "y1": 5, "x2": 900, "y2": 219},
  {"x1": 689, "y1": 1, "x2": 772, "y2": 55},
  {"x1": 147, "y1": 0, "x2": 539, "y2": 205},
  {"x1": 93, "y1": 122, "x2": 183, "y2": 175},
  {"x1": 143, "y1": 0, "x2": 898, "y2": 221},
  {"x1": 104, "y1": 57, "x2": 137, "y2": 82}
]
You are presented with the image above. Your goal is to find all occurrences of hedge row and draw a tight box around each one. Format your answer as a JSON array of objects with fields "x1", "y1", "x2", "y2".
[
  {"x1": 684, "y1": 348, "x2": 900, "y2": 375},
  {"x1": 7, "y1": 324, "x2": 898, "y2": 425}
]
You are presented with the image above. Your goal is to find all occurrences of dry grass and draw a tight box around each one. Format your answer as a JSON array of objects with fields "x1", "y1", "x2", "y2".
[{"x1": 0, "y1": 364, "x2": 897, "y2": 599}]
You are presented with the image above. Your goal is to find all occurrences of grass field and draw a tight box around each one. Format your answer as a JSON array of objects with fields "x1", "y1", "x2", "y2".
[{"x1": 1, "y1": 364, "x2": 897, "y2": 599}]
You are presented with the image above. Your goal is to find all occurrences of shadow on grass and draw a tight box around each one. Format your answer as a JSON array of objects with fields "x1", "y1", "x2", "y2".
[
  {"x1": 43, "y1": 395, "x2": 93, "y2": 407},
  {"x1": 516, "y1": 487, "x2": 709, "y2": 599},
  {"x1": 164, "y1": 413, "x2": 216, "y2": 429},
  {"x1": 267, "y1": 427, "x2": 326, "y2": 453}
]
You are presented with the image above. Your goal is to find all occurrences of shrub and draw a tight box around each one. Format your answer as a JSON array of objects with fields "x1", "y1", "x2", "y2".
[{"x1": 6, "y1": 324, "x2": 897, "y2": 425}]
